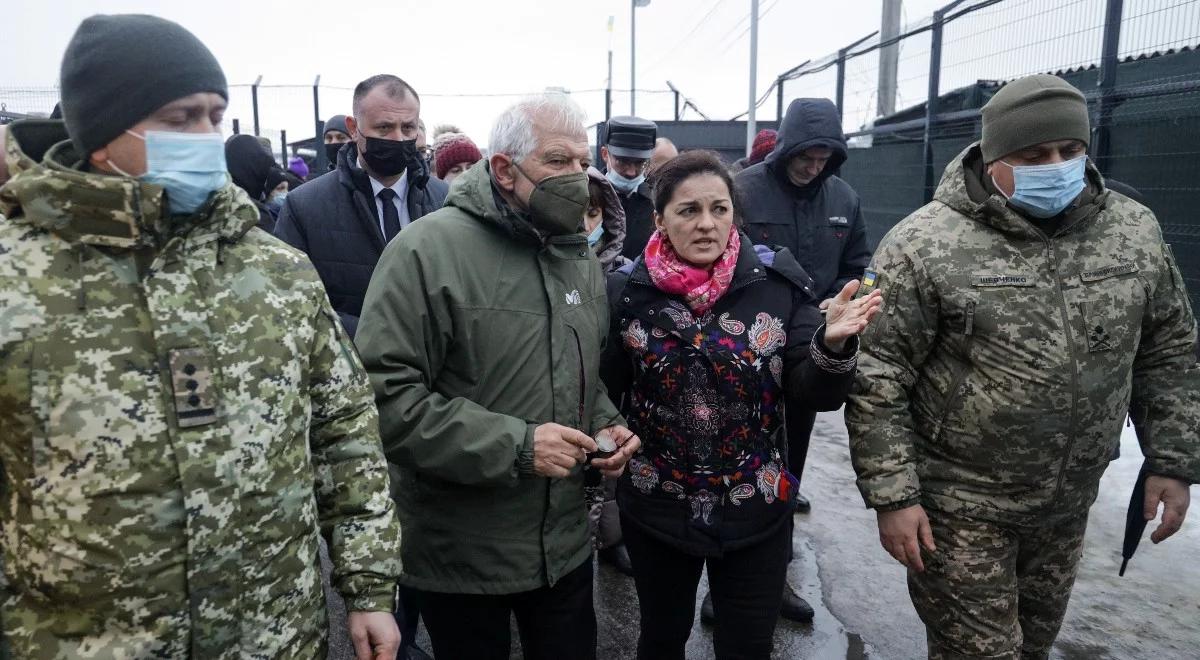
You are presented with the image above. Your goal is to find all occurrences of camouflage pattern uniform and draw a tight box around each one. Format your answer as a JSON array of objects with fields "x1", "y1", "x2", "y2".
[
  {"x1": 846, "y1": 143, "x2": 1200, "y2": 659},
  {"x1": 0, "y1": 122, "x2": 401, "y2": 658}
]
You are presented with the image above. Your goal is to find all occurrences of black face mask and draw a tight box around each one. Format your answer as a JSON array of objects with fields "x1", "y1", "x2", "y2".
[
  {"x1": 324, "y1": 142, "x2": 342, "y2": 168},
  {"x1": 360, "y1": 135, "x2": 422, "y2": 178}
]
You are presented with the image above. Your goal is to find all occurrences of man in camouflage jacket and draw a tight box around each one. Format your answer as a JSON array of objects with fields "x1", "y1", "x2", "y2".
[
  {"x1": 0, "y1": 15, "x2": 400, "y2": 659},
  {"x1": 846, "y1": 74, "x2": 1199, "y2": 659}
]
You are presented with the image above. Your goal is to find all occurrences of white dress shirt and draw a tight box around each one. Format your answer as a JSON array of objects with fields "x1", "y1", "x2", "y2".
[{"x1": 367, "y1": 170, "x2": 411, "y2": 238}]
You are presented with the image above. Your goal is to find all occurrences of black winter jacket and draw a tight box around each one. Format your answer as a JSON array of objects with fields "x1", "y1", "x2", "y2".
[
  {"x1": 274, "y1": 142, "x2": 448, "y2": 337},
  {"x1": 617, "y1": 182, "x2": 656, "y2": 262},
  {"x1": 734, "y1": 98, "x2": 872, "y2": 302},
  {"x1": 601, "y1": 235, "x2": 857, "y2": 556}
]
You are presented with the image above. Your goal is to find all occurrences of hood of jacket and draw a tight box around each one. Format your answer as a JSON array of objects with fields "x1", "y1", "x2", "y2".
[
  {"x1": 442, "y1": 158, "x2": 549, "y2": 244},
  {"x1": 3, "y1": 119, "x2": 68, "y2": 182},
  {"x1": 1, "y1": 120, "x2": 259, "y2": 250},
  {"x1": 225, "y1": 133, "x2": 279, "y2": 200},
  {"x1": 587, "y1": 166, "x2": 628, "y2": 269},
  {"x1": 934, "y1": 142, "x2": 1110, "y2": 241},
  {"x1": 765, "y1": 98, "x2": 848, "y2": 193}
]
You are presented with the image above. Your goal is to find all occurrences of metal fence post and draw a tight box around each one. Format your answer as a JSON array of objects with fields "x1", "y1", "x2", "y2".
[
  {"x1": 280, "y1": 129, "x2": 287, "y2": 165},
  {"x1": 674, "y1": 89, "x2": 681, "y2": 121},
  {"x1": 923, "y1": 2, "x2": 968, "y2": 203},
  {"x1": 776, "y1": 76, "x2": 785, "y2": 120},
  {"x1": 836, "y1": 47, "x2": 849, "y2": 125},
  {"x1": 315, "y1": 120, "x2": 327, "y2": 171},
  {"x1": 251, "y1": 75, "x2": 263, "y2": 137},
  {"x1": 232, "y1": 118, "x2": 240, "y2": 135},
  {"x1": 312, "y1": 75, "x2": 326, "y2": 172},
  {"x1": 922, "y1": 10, "x2": 947, "y2": 203},
  {"x1": 1094, "y1": 0, "x2": 1125, "y2": 176},
  {"x1": 312, "y1": 75, "x2": 321, "y2": 130},
  {"x1": 605, "y1": 88, "x2": 612, "y2": 122}
]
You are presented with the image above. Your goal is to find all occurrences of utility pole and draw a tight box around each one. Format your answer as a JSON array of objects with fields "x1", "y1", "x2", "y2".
[
  {"x1": 746, "y1": 0, "x2": 759, "y2": 156},
  {"x1": 607, "y1": 15, "x2": 615, "y2": 121},
  {"x1": 877, "y1": 0, "x2": 902, "y2": 118},
  {"x1": 631, "y1": 0, "x2": 650, "y2": 115}
]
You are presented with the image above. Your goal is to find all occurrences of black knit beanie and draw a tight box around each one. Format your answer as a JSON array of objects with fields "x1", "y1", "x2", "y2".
[
  {"x1": 60, "y1": 14, "x2": 228, "y2": 158},
  {"x1": 323, "y1": 115, "x2": 350, "y2": 138}
]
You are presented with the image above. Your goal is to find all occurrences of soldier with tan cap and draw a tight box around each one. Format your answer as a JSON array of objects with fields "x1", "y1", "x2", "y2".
[{"x1": 847, "y1": 73, "x2": 1199, "y2": 659}]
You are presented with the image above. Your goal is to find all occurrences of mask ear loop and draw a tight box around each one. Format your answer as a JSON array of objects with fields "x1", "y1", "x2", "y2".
[
  {"x1": 991, "y1": 160, "x2": 1014, "y2": 200},
  {"x1": 106, "y1": 129, "x2": 148, "y2": 178}
]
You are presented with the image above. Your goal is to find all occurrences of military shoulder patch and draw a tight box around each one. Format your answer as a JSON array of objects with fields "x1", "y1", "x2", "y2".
[{"x1": 862, "y1": 270, "x2": 877, "y2": 289}]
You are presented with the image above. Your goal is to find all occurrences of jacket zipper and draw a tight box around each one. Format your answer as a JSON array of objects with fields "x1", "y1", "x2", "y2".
[
  {"x1": 936, "y1": 360, "x2": 971, "y2": 443},
  {"x1": 1046, "y1": 239, "x2": 1081, "y2": 503},
  {"x1": 569, "y1": 326, "x2": 587, "y2": 430}
]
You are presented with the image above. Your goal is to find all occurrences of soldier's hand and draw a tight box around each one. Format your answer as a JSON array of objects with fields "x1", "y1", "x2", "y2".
[
  {"x1": 876, "y1": 504, "x2": 936, "y2": 572},
  {"x1": 533, "y1": 423, "x2": 598, "y2": 479},
  {"x1": 823, "y1": 280, "x2": 884, "y2": 352},
  {"x1": 590, "y1": 424, "x2": 642, "y2": 479},
  {"x1": 348, "y1": 610, "x2": 400, "y2": 660},
  {"x1": 1144, "y1": 475, "x2": 1191, "y2": 544}
]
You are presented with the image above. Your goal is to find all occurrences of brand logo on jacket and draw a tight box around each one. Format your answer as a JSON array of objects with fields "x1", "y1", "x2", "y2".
[{"x1": 565, "y1": 290, "x2": 582, "y2": 305}]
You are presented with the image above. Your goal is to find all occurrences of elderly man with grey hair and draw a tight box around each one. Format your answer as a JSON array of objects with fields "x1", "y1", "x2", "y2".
[{"x1": 356, "y1": 93, "x2": 641, "y2": 659}]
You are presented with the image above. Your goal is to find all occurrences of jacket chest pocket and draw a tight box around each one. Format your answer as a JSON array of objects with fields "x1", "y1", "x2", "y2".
[
  {"x1": 823, "y1": 216, "x2": 851, "y2": 244},
  {"x1": 746, "y1": 220, "x2": 798, "y2": 253},
  {"x1": 27, "y1": 330, "x2": 167, "y2": 517},
  {"x1": 564, "y1": 301, "x2": 605, "y2": 432},
  {"x1": 1069, "y1": 264, "x2": 1146, "y2": 354}
]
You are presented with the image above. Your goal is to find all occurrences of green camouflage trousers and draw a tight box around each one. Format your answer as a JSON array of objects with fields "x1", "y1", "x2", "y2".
[{"x1": 909, "y1": 508, "x2": 1089, "y2": 660}]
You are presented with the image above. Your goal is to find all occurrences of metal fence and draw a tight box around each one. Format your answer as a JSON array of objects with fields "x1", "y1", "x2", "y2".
[
  {"x1": 0, "y1": 79, "x2": 695, "y2": 172},
  {"x1": 771, "y1": 0, "x2": 1200, "y2": 306}
]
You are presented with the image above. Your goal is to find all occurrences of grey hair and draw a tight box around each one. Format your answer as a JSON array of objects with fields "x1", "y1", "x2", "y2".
[{"x1": 488, "y1": 93, "x2": 588, "y2": 164}]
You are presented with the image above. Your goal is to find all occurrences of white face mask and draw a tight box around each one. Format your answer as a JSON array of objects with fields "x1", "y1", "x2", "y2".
[
  {"x1": 606, "y1": 168, "x2": 645, "y2": 194},
  {"x1": 992, "y1": 156, "x2": 1087, "y2": 219},
  {"x1": 109, "y1": 130, "x2": 228, "y2": 215},
  {"x1": 586, "y1": 221, "x2": 604, "y2": 247}
]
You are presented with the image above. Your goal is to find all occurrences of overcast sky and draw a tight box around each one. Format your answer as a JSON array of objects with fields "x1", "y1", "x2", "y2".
[{"x1": 2, "y1": 0, "x2": 996, "y2": 147}]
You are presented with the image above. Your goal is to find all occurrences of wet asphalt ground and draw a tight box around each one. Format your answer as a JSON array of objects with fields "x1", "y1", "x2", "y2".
[{"x1": 328, "y1": 411, "x2": 1200, "y2": 659}]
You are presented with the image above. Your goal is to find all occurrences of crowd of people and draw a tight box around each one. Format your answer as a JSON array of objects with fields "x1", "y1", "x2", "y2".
[{"x1": 0, "y1": 13, "x2": 1197, "y2": 660}]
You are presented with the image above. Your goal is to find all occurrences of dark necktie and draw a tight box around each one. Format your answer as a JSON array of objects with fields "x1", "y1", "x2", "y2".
[{"x1": 378, "y1": 188, "x2": 401, "y2": 241}]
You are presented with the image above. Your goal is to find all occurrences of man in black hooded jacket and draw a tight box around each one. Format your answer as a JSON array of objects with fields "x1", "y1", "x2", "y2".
[{"x1": 731, "y1": 97, "x2": 872, "y2": 622}]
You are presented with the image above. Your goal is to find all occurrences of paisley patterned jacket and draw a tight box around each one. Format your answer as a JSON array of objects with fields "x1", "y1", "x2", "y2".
[{"x1": 602, "y1": 234, "x2": 858, "y2": 556}]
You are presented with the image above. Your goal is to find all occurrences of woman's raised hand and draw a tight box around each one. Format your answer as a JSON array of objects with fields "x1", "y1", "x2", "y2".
[{"x1": 823, "y1": 279, "x2": 884, "y2": 352}]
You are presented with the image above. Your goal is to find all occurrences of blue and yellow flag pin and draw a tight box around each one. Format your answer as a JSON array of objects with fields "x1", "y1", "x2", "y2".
[{"x1": 862, "y1": 270, "x2": 877, "y2": 288}]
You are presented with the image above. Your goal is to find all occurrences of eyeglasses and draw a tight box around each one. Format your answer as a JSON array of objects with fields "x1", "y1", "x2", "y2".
[{"x1": 613, "y1": 156, "x2": 648, "y2": 171}]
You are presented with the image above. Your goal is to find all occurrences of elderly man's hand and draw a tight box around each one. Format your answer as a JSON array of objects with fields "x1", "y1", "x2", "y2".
[
  {"x1": 1144, "y1": 475, "x2": 1191, "y2": 544},
  {"x1": 590, "y1": 425, "x2": 642, "y2": 479},
  {"x1": 347, "y1": 611, "x2": 400, "y2": 660},
  {"x1": 532, "y1": 423, "x2": 597, "y2": 479}
]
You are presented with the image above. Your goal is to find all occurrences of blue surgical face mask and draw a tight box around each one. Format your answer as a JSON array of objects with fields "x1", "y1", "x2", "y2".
[
  {"x1": 111, "y1": 130, "x2": 228, "y2": 215},
  {"x1": 586, "y1": 222, "x2": 605, "y2": 247},
  {"x1": 267, "y1": 190, "x2": 288, "y2": 212},
  {"x1": 605, "y1": 168, "x2": 645, "y2": 194},
  {"x1": 994, "y1": 156, "x2": 1087, "y2": 219}
]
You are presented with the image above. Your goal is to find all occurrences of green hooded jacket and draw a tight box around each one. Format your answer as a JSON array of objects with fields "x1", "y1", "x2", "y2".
[
  {"x1": 0, "y1": 121, "x2": 400, "y2": 658},
  {"x1": 357, "y1": 161, "x2": 622, "y2": 595},
  {"x1": 846, "y1": 144, "x2": 1200, "y2": 525}
]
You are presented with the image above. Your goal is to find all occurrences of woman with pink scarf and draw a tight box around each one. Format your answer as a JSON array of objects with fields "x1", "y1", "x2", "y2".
[{"x1": 600, "y1": 150, "x2": 882, "y2": 660}]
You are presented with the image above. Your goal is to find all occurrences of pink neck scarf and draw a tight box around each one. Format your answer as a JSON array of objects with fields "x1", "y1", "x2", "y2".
[{"x1": 644, "y1": 226, "x2": 741, "y2": 316}]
